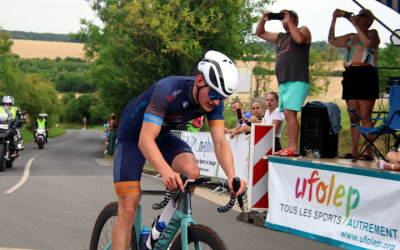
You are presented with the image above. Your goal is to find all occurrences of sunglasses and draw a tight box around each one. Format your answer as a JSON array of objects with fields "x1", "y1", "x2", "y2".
[
  {"x1": 208, "y1": 87, "x2": 226, "y2": 101},
  {"x1": 356, "y1": 13, "x2": 367, "y2": 18}
]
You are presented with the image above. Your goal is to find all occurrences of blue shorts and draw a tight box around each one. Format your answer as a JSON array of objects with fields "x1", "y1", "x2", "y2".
[
  {"x1": 113, "y1": 131, "x2": 193, "y2": 195},
  {"x1": 279, "y1": 81, "x2": 310, "y2": 112}
]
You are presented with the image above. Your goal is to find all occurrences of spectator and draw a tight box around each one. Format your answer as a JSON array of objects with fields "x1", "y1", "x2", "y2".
[
  {"x1": 376, "y1": 149, "x2": 400, "y2": 171},
  {"x1": 225, "y1": 100, "x2": 250, "y2": 134},
  {"x1": 256, "y1": 9, "x2": 311, "y2": 157},
  {"x1": 82, "y1": 117, "x2": 87, "y2": 130},
  {"x1": 104, "y1": 113, "x2": 113, "y2": 154},
  {"x1": 262, "y1": 92, "x2": 285, "y2": 152},
  {"x1": 328, "y1": 9, "x2": 379, "y2": 161},
  {"x1": 230, "y1": 99, "x2": 265, "y2": 138}
]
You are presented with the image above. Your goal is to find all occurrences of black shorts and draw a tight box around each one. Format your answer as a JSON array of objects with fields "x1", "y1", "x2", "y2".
[{"x1": 341, "y1": 66, "x2": 379, "y2": 100}]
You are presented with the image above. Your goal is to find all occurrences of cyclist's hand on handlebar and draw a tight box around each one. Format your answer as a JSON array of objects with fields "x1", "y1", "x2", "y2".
[
  {"x1": 162, "y1": 170, "x2": 185, "y2": 192},
  {"x1": 228, "y1": 177, "x2": 247, "y2": 198}
]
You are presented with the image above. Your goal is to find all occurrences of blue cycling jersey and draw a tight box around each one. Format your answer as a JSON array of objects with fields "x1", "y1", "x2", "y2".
[
  {"x1": 113, "y1": 76, "x2": 225, "y2": 193},
  {"x1": 119, "y1": 76, "x2": 224, "y2": 139}
]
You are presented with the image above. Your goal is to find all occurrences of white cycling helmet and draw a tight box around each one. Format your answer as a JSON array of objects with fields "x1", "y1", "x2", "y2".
[
  {"x1": 2, "y1": 96, "x2": 14, "y2": 105},
  {"x1": 198, "y1": 50, "x2": 238, "y2": 98}
]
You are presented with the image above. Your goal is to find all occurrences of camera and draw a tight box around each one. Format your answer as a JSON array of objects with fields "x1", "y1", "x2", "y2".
[
  {"x1": 236, "y1": 108, "x2": 242, "y2": 119},
  {"x1": 268, "y1": 13, "x2": 284, "y2": 20},
  {"x1": 336, "y1": 9, "x2": 352, "y2": 19}
]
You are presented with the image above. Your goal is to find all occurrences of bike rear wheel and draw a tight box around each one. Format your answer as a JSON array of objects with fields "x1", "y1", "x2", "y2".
[
  {"x1": 90, "y1": 202, "x2": 137, "y2": 250},
  {"x1": 170, "y1": 224, "x2": 227, "y2": 250}
]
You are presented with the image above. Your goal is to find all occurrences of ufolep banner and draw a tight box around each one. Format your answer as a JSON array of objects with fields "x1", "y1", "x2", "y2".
[{"x1": 266, "y1": 157, "x2": 400, "y2": 249}]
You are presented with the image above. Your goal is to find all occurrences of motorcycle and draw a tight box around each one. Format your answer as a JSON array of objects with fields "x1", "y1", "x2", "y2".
[
  {"x1": 0, "y1": 111, "x2": 26, "y2": 172},
  {"x1": 35, "y1": 126, "x2": 46, "y2": 149}
]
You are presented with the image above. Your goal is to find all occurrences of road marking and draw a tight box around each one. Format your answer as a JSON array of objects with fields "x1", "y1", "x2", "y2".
[
  {"x1": 0, "y1": 248, "x2": 35, "y2": 250},
  {"x1": 4, "y1": 157, "x2": 35, "y2": 194}
]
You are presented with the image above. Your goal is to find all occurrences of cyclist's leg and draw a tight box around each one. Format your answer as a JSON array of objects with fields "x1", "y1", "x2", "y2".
[
  {"x1": 112, "y1": 139, "x2": 145, "y2": 250},
  {"x1": 156, "y1": 132, "x2": 200, "y2": 180},
  {"x1": 156, "y1": 133, "x2": 200, "y2": 224}
]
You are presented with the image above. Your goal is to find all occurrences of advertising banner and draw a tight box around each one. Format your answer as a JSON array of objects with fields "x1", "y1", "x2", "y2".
[
  {"x1": 182, "y1": 131, "x2": 219, "y2": 177},
  {"x1": 266, "y1": 157, "x2": 400, "y2": 249},
  {"x1": 217, "y1": 133, "x2": 250, "y2": 182},
  {"x1": 179, "y1": 131, "x2": 250, "y2": 181}
]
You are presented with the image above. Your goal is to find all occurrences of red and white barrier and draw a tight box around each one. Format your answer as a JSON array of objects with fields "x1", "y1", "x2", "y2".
[{"x1": 247, "y1": 124, "x2": 275, "y2": 211}]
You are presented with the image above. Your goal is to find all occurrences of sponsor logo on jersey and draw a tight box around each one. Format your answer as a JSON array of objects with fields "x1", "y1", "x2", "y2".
[{"x1": 166, "y1": 90, "x2": 182, "y2": 101}]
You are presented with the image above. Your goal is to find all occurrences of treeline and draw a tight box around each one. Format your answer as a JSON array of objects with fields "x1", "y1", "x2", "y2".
[
  {"x1": 0, "y1": 32, "x2": 108, "y2": 127},
  {"x1": 17, "y1": 57, "x2": 96, "y2": 93},
  {"x1": 0, "y1": 30, "x2": 81, "y2": 43}
]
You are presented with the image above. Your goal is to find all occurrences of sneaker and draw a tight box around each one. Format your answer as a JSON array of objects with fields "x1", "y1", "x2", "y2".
[{"x1": 104, "y1": 150, "x2": 108, "y2": 154}]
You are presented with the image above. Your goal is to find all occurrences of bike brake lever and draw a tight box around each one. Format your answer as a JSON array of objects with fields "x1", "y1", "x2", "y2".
[{"x1": 232, "y1": 177, "x2": 244, "y2": 211}]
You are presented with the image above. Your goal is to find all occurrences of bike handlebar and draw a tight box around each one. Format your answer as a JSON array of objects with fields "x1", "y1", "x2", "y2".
[{"x1": 151, "y1": 174, "x2": 245, "y2": 213}]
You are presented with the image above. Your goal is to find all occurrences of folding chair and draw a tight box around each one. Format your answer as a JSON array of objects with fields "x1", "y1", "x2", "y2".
[{"x1": 350, "y1": 85, "x2": 400, "y2": 162}]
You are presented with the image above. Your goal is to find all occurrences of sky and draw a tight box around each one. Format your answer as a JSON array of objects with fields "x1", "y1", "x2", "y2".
[{"x1": 0, "y1": 0, "x2": 399, "y2": 47}]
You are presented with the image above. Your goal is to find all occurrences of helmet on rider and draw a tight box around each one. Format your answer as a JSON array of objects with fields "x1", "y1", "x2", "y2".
[
  {"x1": 197, "y1": 50, "x2": 238, "y2": 98},
  {"x1": 2, "y1": 96, "x2": 14, "y2": 106},
  {"x1": 38, "y1": 114, "x2": 44, "y2": 119},
  {"x1": 43, "y1": 113, "x2": 47, "y2": 119}
]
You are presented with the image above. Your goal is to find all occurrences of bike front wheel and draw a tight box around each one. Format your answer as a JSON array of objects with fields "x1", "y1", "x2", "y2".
[
  {"x1": 170, "y1": 224, "x2": 227, "y2": 250},
  {"x1": 90, "y1": 202, "x2": 137, "y2": 250}
]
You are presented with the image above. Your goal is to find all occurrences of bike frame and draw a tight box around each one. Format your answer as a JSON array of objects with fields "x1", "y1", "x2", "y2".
[{"x1": 133, "y1": 189, "x2": 196, "y2": 250}]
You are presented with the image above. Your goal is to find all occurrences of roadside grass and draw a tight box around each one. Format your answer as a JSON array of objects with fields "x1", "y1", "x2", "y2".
[
  {"x1": 21, "y1": 126, "x2": 66, "y2": 143},
  {"x1": 21, "y1": 123, "x2": 103, "y2": 144}
]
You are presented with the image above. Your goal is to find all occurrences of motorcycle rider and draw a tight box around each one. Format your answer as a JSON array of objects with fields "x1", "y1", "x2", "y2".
[
  {"x1": 0, "y1": 96, "x2": 24, "y2": 156},
  {"x1": 33, "y1": 114, "x2": 48, "y2": 143}
]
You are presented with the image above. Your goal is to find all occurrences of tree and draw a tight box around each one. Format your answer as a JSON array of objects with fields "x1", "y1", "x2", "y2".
[
  {"x1": 252, "y1": 53, "x2": 274, "y2": 97},
  {"x1": 377, "y1": 43, "x2": 400, "y2": 88},
  {"x1": 73, "y1": 0, "x2": 272, "y2": 113},
  {"x1": 0, "y1": 31, "x2": 61, "y2": 127}
]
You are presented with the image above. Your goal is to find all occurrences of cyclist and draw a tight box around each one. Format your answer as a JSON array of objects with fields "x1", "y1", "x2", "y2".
[{"x1": 112, "y1": 50, "x2": 247, "y2": 249}]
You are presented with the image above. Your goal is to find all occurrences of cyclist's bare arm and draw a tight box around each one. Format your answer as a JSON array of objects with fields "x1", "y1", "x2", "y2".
[
  {"x1": 138, "y1": 121, "x2": 184, "y2": 192},
  {"x1": 209, "y1": 124, "x2": 247, "y2": 197}
]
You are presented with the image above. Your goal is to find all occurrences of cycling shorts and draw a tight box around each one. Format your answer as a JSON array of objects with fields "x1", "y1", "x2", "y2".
[{"x1": 113, "y1": 132, "x2": 193, "y2": 195}]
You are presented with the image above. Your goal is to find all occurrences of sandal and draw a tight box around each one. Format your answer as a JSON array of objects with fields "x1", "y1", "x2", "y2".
[
  {"x1": 339, "y1": 153, "x2": 354, "y2": 159},
  {"x1": 274, "y1": 149, "x2": 300, "y2": 157},
  {"x1": 359, "y1": 154, "x2": 374, "y2": 161}
]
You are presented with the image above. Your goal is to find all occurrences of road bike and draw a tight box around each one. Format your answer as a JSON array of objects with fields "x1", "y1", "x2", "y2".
[{"x1": 90, "y1": 174, "x2": 244, "y2": 250}]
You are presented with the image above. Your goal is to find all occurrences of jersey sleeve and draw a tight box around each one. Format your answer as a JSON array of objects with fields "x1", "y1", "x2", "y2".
[
  {"x1": 143, "y1": 81, "x2": 170, "y2": 126},
  {"x1": 206, "y1": 101, "x2": 225, "y2": 128}
]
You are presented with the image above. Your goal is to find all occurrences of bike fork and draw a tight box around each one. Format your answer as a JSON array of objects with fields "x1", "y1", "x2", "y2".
[{"x1": 180, "y1": 216, "x2": 196, "y2": 250}]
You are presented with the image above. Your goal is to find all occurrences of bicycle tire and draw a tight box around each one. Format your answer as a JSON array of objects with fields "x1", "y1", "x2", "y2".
[
  {"x1": 90, "y1": 202, "x2": 137, "y2": 250},
  {"x1": 170, "y1": 224, "x2": 227, "y2": 250}
]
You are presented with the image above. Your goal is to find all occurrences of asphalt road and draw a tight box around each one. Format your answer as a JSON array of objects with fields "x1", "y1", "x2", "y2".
[{"x1": 0, "y1": 129, "x2": 339, "y2": 250}]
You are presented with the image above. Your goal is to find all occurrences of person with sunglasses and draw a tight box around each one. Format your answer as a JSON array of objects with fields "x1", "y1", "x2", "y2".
[
  {"x1": 111, "y1": 50, "x2": 247, "y2": 249},
  {"x1": 328, "y1": 9, "x2": 380, "y2": 161}
]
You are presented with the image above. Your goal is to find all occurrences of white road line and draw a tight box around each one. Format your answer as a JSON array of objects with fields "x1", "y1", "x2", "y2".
[{"x1": 4, "y1": 157, "x2": 35, "y2": 194}]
